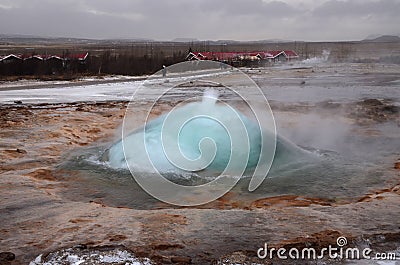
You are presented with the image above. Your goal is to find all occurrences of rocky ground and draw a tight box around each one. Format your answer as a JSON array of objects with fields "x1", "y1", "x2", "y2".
[{"x1": 0, "y1": 95, "x2": 399, "y2": 264}]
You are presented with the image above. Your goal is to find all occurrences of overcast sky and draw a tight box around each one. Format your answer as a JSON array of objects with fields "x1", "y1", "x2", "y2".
[{"x1": 0, "y1": 0, "x2": 399, "y2": 41}]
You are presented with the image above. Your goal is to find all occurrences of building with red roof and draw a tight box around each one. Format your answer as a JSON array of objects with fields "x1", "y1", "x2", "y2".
[
  {"x1": 283, "y1": 50, "x2": 299, "y2": 60},
  {"x1": 186, "y1": 50, "x2": 298, "y2": 64},
  {"x1": 0, "y1": 54, "x2": 23, "y2": 63},
  {"x1": 0, "y1": 52, "x2": 89, "y2": 63}
]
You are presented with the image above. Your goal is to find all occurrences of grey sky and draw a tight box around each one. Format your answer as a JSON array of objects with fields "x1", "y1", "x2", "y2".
[{"x1": 0, "y1": 0, "x2": 399, "y2": 41}]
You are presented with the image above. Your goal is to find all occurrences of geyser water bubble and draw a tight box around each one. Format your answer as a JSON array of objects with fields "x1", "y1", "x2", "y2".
[
  {"x1": 106, "y1": 60, "x2": 281, "y2": 206},
  {"x1": 107, "y1": 88, "x2": 308, "y2": 176},
  {"x1": 108, "y1": 90, "x2": 262, "y2": 174}
]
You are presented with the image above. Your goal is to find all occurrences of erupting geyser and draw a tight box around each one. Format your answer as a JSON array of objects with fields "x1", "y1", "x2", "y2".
[
  {"x1": 105, "y1": 90, "x2": 308, "y2": 178},
  {"x1": 101, "y1": 59, "x2": 316, "y2": 206}
]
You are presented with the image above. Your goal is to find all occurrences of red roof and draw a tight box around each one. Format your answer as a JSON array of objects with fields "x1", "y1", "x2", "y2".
[
  {"x1": 266, "y1": 51, "x2": 285, "y2": 58},
  {"x1": 193, "y1": 52, "x2": 240, "y2": 60},
  {"x1": 188, "y1": 50, "x2": 298, "y2": 61},
  {"x1": 283, "y1": 50, "x2": 299, "y2": 58},
  {"x1": 65, "y1": 52, "x2": 88, "y2": 60}
]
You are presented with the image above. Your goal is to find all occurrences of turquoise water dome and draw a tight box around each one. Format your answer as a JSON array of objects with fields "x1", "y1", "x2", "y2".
[
  {"x1": 107, "y1": 91, "x2": 308, "y2": 176},
  {"x1": 104, "y1": 60, "x2": 314, "y2": 205}
]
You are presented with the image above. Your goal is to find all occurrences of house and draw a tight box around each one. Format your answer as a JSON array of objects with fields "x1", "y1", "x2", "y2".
[
  {"x1": 64, "y1": 52, "x2": 89, "y2": 62},
  {"x1": 283, "y1": 50, "x2": 299, "y2": 60},
  {"x1": 264, "y1": 50, "x2": 299, "y2": 62},
  {"x1": 0, "y1": 52, "x2": 89, "y2": 63},
  {"x1": 186, "y1": 52, "x2": 239, "y2": 62},
  {"x1": 0, "y1": 54, "x2": 22, "y2": 64},
  {"x1": 22, "y1": 54, "x2": 45, "y2": 62},
  {"x1": 263, "y1": 51, "x2": 283, "y2": 61},
  {"x1": 0, "y1": 52, "x2": 89, "y2": 75},
  {"x1": 46, "y1": 55, "x2": 63, "y2": 61},
  {"x1": 186, "y1": 50, "x2": 299, "y2": 64},
  {"x1": 186, "y1": 52, "x2": 201, "y2": 61}
]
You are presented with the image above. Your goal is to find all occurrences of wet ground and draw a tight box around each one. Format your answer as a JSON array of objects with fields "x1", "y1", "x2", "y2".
[{"x1": 0, "y1": 62, "x2": 399, "y2": 264}]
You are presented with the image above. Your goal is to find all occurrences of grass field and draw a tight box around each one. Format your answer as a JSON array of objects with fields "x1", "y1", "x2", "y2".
[{"x1": 0, "y1": 39, "x2": 399, "y2": 80}]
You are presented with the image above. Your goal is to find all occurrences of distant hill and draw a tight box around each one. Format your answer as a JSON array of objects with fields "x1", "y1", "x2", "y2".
[
  {"x1": 0, "y1": 34, "x2": 155, "y2": 44},
  {"x1": 171, "y1": 38, "x2": 199, "y2": 43},
  {"x1": 0, "y1": 34, "x2": 96, "y2": 44},
  {"x1": 170, "y1": 38, "x2": 294, "y2": 45},
  {"x1": 362, "y1": 35, "x2": 400, "y2": 43}
]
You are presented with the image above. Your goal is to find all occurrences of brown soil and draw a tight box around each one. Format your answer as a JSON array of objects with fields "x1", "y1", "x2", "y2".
[{"x1": 0, "y1": 102, "x2": 399, "y2": 264}]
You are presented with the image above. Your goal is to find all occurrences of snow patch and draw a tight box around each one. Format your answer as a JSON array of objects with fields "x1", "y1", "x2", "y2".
[{"x1": 29, "y1": 247, "x2": 153, "y2": 265}]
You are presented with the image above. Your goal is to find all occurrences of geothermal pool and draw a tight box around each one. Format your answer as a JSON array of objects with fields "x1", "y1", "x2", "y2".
[{"x1": 49, "y1": 62, "x2": 400, "y2": 209}]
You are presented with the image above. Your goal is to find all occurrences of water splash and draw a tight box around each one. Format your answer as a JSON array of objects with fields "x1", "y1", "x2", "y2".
[{"x1": 202, "y1": 89, "x2": 219, "y2": 106}]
